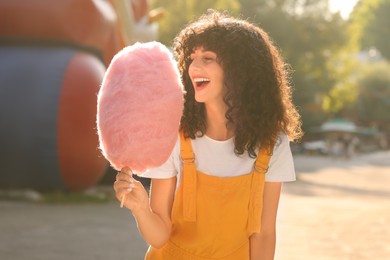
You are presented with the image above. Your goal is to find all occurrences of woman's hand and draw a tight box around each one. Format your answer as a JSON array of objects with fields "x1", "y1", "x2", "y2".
[
  {"x1": 114, "y1": 170, "x2": 176, "y2": 248},
  {"x1": 113, "y1": 167, "x2": 149, "y2": 214}
]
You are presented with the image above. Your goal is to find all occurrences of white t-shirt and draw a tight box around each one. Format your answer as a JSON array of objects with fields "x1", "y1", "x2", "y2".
[{"x1": 140, "y1": 133, "x2": 296, "y2": 184}]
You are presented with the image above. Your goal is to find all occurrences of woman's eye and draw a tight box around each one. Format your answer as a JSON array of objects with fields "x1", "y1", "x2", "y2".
[{"x1": 203, "y1": 57, "x2": 214, "y2": 62}]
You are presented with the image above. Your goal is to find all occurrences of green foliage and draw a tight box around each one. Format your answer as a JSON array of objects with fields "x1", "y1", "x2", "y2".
[
  {"x1": 151, "y1": 0, "x2": 240, "y2": 45},
  {"x1": 364, "y1": 0, "x2": 390, "y2": 60},
  {"x1": 322, "y1": 53, "x2": 360, "y2": 115},
  {"x1": 357, "y1": 62, "x2": 390, "y2": 126},
  {"x1": 151, "y1": 0, "x2": 353, "y2": 130},
  {"x1": 350, "y1": 0, "x2": 390, "y2": 60},
  {"x1": 239, "y1": 0, "x2": 349, "y2": 129}
]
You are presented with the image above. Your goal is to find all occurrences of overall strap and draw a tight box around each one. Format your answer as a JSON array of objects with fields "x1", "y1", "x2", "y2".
[
  {"x1": 247, "y1": 144, "x2": 273, "y2": 234},
  {"x1": 179, "y1": 131, "x2": 197, "y2": 222}
]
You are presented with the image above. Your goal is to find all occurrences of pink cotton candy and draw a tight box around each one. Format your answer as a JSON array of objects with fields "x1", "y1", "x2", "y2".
[{"x1": 97, "y1": 41, "x2": 184, "y2": 173}]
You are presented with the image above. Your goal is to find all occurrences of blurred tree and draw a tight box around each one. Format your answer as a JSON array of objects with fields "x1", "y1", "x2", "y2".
[
  {"x1": 322, "y1": 53, "x2": 360, "y2": 117},
  {"x1": 239, "y1": 0, "x2": 349, "y2": 130},
  {"x1": 350, "y1": 0, "x2": 390, "y2": 60},
  {"x1": 152, "y1": 0, "x2": 352, "y2": 131},
  {"x1": 150, "y1": 0, "x2": 240, "y2": 45},
  {"x1": 357, "y1": 62, "x2": 390, "y2": 128}
]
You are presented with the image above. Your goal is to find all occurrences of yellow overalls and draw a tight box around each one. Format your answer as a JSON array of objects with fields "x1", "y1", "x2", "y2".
[{"x1": 145, "y1": 132, "x2": 271, "y2": 260}]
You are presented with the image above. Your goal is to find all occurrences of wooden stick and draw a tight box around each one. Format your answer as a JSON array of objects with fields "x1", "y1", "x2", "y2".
[
  {"x1": 119, "y1": 167, "x2": 133, "y2": 208},
  {"x1": 120, "y1": 194, "x2": 126, "y2": 208}
]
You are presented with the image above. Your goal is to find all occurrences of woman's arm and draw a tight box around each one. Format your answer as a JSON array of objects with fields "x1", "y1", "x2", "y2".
[
  {"x1": 250, "y1": 182, "x2": 282, "y2": 260},
  {"x1": 136, "y1": 177, "x2": 176, "y2": 248},
  {"x1": 114, "y1": 170, "x2": 176, "y2": 248}
]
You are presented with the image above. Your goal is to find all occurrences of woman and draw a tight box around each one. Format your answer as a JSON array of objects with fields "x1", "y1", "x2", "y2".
[{"x1": 114, "y1": 9, "x2": 302, "y2": 259}]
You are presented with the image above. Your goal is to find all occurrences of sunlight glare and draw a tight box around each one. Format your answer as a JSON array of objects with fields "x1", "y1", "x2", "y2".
[{"x1": 329, "y1": 0, "x2": 359, "y2": 19}]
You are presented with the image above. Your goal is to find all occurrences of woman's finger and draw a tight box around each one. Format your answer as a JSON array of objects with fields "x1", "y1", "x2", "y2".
[
  {"x1": 113, "y1": 172, "x2": 148, "y2": 210},
  {"x1": 116, "y1": 172, "x2": 135, "y2": 182},
  {"x1": 120, "y1": 193, "x2": 126, "y2": 208},
  {"x1": 113, "y1": 179, "x2": 133, "y2": 192},
  {"x1": 120, "y1": 167, "x2": 133, "y2": 176},
  {"x1": 119, "y1": 183, "x2": 139, "y2": 208}
]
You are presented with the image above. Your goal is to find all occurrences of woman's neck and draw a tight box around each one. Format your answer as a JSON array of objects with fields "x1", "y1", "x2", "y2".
[{"x1": 205, "y1": 103, "x2": 234, "y2": 141}]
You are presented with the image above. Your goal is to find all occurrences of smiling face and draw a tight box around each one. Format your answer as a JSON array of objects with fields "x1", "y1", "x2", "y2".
[{"x1": 188, "y1": 47, "x2": 225, "y2": 105}]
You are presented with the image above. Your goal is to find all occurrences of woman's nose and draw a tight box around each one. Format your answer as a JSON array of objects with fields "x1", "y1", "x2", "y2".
[{"x1": 189, "y1": 59, "x2": 200, "y2": 72}]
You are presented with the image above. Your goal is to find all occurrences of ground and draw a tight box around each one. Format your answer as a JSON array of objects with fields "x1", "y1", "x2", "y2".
[
  {"x1": 276, "y1": 152, "x2": 390, "y2": 260},
  {"x1": 0, "y1": 151, "x2": 389, "y2": 260}
]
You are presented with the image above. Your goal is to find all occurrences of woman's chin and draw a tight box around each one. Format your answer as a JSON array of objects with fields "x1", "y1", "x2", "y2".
[{"x1": 194, "y1": 95, "x2": 206, "y2": 103}]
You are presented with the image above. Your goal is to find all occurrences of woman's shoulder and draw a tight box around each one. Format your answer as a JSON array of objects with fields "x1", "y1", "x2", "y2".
[
  {"x1": 274, "y1": 132, "x2": 290, "y2": 148},
  {"x1": 266, "y1": 132, "x2": 296, "y2": 182}
]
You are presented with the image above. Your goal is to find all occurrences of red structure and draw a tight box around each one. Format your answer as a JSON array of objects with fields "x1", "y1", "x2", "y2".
[{"x1": 0, "y1": 0, "x2": 161, "y2": 190}]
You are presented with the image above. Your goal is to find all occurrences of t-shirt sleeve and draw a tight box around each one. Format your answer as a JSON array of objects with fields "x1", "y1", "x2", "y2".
[
  {"x1": 265, "y1": 134, "x2": 296, "y2": 182},
  {"x1": 138, "y1": 135, "x2": 180, "y2": 179}
]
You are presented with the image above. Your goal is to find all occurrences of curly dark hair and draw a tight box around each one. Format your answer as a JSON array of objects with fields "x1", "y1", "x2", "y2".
[{"x1": 174, "y1": 9, "x2": 302, "y2": 158}]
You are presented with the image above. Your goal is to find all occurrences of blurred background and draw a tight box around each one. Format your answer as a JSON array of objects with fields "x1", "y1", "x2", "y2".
[{"x1": 0, "y1": 0, "x2": 389, "y2": 259}]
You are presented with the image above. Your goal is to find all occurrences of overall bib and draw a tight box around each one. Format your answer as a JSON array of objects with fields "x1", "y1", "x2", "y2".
[{"x1": 145, "y1": 133, "x2": 271, "y2": 260}]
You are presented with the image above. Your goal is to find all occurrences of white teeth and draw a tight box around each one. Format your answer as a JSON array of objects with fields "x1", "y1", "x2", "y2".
[{"x1": 193, "y1": 78, "x2": 210, "y2": 83}]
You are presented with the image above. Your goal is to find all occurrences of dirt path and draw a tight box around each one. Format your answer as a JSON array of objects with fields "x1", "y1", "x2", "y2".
[
  {"x1": 0, "y1": 201, "x2": 149, "y2": 260},
  {"x1": 276, "y1": 152, "x2": 390, "y2": 260},
  {"x1": 0, "y1": 151, "x2": 389, "y2": 259}
]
